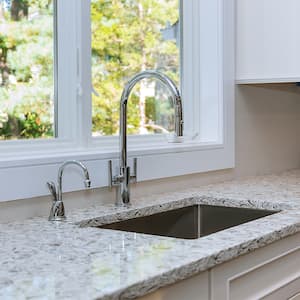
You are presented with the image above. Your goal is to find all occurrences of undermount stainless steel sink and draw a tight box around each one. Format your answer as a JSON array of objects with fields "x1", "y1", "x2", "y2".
[{"x1": 100, "y1": 205, "x2": 277, "y2": 239}]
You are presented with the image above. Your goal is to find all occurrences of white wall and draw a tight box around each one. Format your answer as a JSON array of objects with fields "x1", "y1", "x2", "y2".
[{"x1": 1, "y1": 84, "x2": 300, "y2": 222}]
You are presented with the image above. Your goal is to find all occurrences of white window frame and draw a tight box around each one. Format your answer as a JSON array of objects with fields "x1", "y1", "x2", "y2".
[{"x1": 0, "y1": 0, "x2": 234, "y2": 202}]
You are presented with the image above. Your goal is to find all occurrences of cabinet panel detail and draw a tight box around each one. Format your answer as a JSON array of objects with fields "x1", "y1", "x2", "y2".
[
  {"x1": 236, "y1": 0, "x2": 300, "y2": 83},
  {"x1": 230, "y1": 249, "x2": 300, "y2": 300},
  {"x1": 138, "y1": 271, "x2": 209, "y2": 300},
  {"x1": 289, "y1": 292, "x2": 300, "y2": 300},
  {"x1": 211, "y1": 232, "x2": 300, "y2": 300},
  {"x1": 263, "y1": 277, "x2": 300, "y2": 300}
]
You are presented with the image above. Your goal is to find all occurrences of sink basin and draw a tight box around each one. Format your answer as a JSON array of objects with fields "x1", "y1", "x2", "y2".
[{"x1": 100, "y1": 205, "x2": 277, "y2": 239}]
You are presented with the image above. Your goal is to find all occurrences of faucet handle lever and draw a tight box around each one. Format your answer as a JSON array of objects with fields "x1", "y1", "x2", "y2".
[
  {"x1": 108, "y1": 158, "x2": 137, "y2": 189},
  {"x1": 130, "y1": 158, "x2": 137, "y2": 184},
  {"x1": 108, "y1": 160, "x2": 122, "y2": 188},
  {"x1": 108, "y1": 160, "x2": 113, "y2": 189},
  {"x1": 47, "y1": 181, "x2": 57, "y2": 201}
]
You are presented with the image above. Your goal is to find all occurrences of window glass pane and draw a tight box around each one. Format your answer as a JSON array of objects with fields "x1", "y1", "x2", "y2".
[
  {"x1": 91, "y1": 0, "x2": 179, "y2": 136},
  {"x1": 0, "y1": 0, "x2": 55, "y2": 140}
]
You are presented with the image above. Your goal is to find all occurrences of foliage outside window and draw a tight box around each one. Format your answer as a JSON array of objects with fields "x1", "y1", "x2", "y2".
[
  {"x1": 91, "y1": 0, "x2": 179, "y2": 136},
  {"x1": 0, "y1": 0, "x2": 54, "y2": 140},
  {"x1": 0, "y1": 0, "x2": 179, "y2": 140}
]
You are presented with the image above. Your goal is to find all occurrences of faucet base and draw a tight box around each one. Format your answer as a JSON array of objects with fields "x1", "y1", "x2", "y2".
[
  {"x1": 115, "y1": 185, "x2": 131, "y2": 207},
  {"x1": 109, "y1": 159, "x2": 137, "y2": 206},
  {"x1": 48, "y1": 200, "x2": 66, "y2": 222},
  {"x1": 48, "y1": 216, "x2": 66, "y2": 222}
]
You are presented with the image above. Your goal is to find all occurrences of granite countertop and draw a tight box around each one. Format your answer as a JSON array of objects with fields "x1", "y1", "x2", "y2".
[{"x1": 1, "y1": 170, "x2": 300, "y2": 299}]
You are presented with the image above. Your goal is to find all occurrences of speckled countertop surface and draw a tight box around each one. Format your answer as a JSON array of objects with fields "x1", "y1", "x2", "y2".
[{"x1": 2, "y1": 170, "x2": 300, "y2": 299}]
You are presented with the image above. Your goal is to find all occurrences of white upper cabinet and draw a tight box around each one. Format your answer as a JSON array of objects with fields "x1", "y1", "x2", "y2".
[{"x1": 236, "y1": 0, "x2": 300, "y2": 84}]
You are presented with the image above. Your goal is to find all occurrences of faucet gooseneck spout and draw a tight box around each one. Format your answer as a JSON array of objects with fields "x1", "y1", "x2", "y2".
[
  {"x1": 57, "y1": 160, "x2": 91, "y2": 202},
  {"x1": 119, "y1": 70, "x2": 184, "y2": 170},
  {"x1": 47, "y1": 160, "x2": 91, "y2": 221},
  {"x1": 110, "y1": 70, "x2": 184, "y2": 207}
]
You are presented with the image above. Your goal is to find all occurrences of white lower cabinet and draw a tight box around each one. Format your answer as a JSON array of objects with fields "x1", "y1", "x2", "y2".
[
  {"x1": 264, "y1": 278, "x2": 300, "y2": 300},
  {"x1": 289, "y1": 292, "x2": 300, "y2": 300},
  {"x1": 211, "y1": 232, "x2": 300, "y2": 300},
  {"x1": 139, "y1": 232, "x2": 300, "y2": 300},
  {"x1": 138, "y1": 271, "x2": 209, "y2": 300}
]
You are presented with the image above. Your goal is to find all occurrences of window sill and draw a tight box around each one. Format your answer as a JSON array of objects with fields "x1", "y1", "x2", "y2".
[
  {"x1": 0, "y1": 139, "x2": 222, "y2": 168},
  {"x1": 0, "y1": 139, "x2": 234, "y2": 202}
]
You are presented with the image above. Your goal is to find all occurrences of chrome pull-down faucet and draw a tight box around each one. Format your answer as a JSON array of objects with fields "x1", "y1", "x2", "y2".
[
  {"x1": 47, "y1": 160, "x2": 91, "y2": 221},
  {"x1": 109, "y1": 70, "x2": 184, "y2": 207}
]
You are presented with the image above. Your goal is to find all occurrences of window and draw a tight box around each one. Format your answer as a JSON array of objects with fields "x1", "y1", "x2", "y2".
[
  {"x1": 0, "y1": 0, "x2": 235, "y2": 202},
  {"x1": 0, "y1": 0, "x2": 55, "y2": 140}
]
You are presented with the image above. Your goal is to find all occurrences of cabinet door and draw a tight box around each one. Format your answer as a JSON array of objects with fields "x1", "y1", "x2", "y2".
[
  {"x1": 138, "y1": 271, "x2": 209, "y2": 300},
  {"x1": 289, "y1": 292, "x2": 300, "y2": 300},
  {"x1": 236, "y1": 0, "x2": 300, "y2": 83},
  {"x1": 210, "y1": 232, "x2": 300, "y2": 300},
  {"x1": 262, "y1": 277, "x2": 300, "y2": 300}
]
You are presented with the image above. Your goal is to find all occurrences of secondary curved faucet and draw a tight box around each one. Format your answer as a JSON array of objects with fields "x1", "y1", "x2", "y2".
[
  {"x1": 47, "y1": 160, "x2": 91, "y2": 221},
  {"x1": 109, "y1": 70, "x2": 184, "y2": 206}
]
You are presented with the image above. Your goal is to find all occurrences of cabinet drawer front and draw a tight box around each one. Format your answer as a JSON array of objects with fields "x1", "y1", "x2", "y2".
[
  {"x1": 289, "y1": 292, "x2": 300, "y2": 300},
  {"x1": 229, "y1": 249, "x2": 300, "y2": 300},
  {"x1": 138, "y1": 271, "x2": 209, "y2": 300},
  {"x1": 211, "y1": 233, "x2": 300, "y2": 300},
  {"x1": 263, "y1": 277, "x2": 300, "y2": 300}
]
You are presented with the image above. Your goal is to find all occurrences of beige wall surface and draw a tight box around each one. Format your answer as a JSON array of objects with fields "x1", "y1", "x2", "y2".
[
  {"x1": 1, "y1": 84, "x2": 300, "y2": 222},
  {"x1": 235, "y1": 84, "x2": 300, "y2": 177}
]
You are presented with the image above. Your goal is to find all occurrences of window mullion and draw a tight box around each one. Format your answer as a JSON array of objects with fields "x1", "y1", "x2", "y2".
[
  {"x1": 56, "y1": 0, "x2": 80, "y2": 142},
  {"x1": 79, "y1": 0, "x2": 93, "y2": 148},
  {"x1": 181, "y1": 0, "x2": 198, "y2": 138}
]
